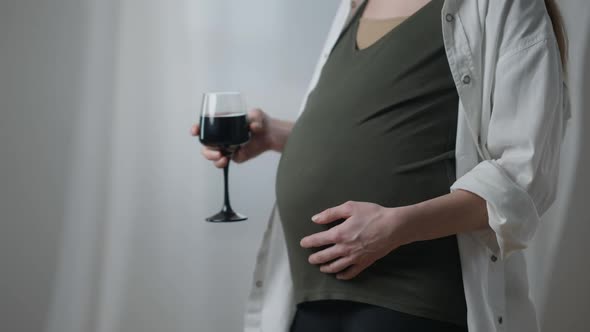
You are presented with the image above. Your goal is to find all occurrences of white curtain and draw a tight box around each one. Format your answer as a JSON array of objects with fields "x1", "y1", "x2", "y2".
[{"x1": 0, "y1": 1, "x2": 587, "y2": 332}]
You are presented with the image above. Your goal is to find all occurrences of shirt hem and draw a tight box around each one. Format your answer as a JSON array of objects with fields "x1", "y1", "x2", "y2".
[{"x1": 295, "y1": 289, "x2": 467, "y2": 327}]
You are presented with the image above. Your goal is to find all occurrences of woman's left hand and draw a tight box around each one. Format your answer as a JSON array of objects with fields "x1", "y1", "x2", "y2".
[{"x1": 300, "y1": 201, "x2": 412, "y2": 280}]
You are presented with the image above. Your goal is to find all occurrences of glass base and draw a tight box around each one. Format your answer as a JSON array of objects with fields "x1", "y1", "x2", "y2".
[{"x1": 206, "y1": 210, "x2": 248, "y2": 223}]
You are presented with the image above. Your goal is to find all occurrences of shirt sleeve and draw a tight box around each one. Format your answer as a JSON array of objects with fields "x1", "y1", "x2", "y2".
[{"x1": 451, "y1": 37, "x2": 567, "y2": 260}]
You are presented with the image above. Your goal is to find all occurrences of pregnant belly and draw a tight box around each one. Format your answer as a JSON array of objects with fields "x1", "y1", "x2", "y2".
[{"x1": 275, "y1": 121, "x2": 455, "y2": 260}]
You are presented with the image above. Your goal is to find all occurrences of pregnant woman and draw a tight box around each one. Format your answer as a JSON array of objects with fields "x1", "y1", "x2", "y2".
[{"x1": 191, "y1": 0, "x2": 569, "y2": 331}]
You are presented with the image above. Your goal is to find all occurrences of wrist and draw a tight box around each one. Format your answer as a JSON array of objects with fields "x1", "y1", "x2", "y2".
[
  {"x1": 267, "y1": 117, "x2": 293, "y2": 152},
  {"x1": 386, "y1": 205, "x2": 421, "y2": 247}
]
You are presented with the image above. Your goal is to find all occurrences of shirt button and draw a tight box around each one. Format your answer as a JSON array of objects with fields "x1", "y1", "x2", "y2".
[
  {"x1": 498, "y1": 316, "x2": 503, "y2": 324},
  {"x1": 491, "y1": 255, "x2": 498, "y2": 262},
  {"x1": 255, "y1": 280, "x2": 263, "y2": 288},
  {"x1": 462, "y1": 74, "x2": 472, "y2": 85},
  {"x1": 446, "y1": 14, "x2": 455, "y2": 22}
]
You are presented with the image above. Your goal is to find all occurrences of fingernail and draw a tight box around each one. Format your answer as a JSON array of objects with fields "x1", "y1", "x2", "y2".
[{"x1": 311, "y1": 215, "x2": 318, "y2": 222}]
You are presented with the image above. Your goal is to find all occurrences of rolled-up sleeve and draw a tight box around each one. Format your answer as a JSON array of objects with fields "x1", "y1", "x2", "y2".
[{"x1": 451, "y1": 37, "x2": 567, "y2": 260}]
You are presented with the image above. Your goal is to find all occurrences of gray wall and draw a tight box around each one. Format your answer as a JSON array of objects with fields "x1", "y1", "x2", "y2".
[
  {"x1": 0, "y1": 1, "x2": 88, "y2": 332},
  {"x1": 537, "y1": 1, "x2": 590, "y2": 329}
]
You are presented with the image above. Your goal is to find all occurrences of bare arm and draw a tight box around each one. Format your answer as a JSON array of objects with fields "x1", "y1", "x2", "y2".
[{"x1": 397, "y1": 189, "x2": 489, "y2": 246}]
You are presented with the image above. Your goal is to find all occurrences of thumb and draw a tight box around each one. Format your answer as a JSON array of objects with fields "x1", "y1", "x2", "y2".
[{"x1": 248, "y1": 109, "x2": 266, "y2": 133}]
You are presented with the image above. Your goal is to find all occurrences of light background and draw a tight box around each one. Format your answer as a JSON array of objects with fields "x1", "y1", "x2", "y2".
[{"x1": 0, "y1": 1, "x2": 588, "y2": 331}]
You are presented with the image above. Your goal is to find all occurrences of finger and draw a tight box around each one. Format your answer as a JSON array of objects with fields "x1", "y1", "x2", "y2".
[
  {"x1": 320, "y1": 256, "x2": 355, "y2": 274},
  {"x1": 247, "y1": 108, "x2": 264, "y2": 122},
  {"x1": 249, "y1": 121, "x2": 264, "y2": 134},
  {"x1": 247, "y1": 109, "x2": 265, "y2": 133},
  {"x1": 308, "y1": 244, "x2": 348, "y2": 265},
  {"x1": 214, "y1": 157, "x2": 228, "y2": 168},
  {"x1": 311, "y1": 201, "x2": 355, "y2": 225},
  {"x1": 190, "y1": 124, "x2": 200, "y2": 136},
  {"x1": 232, "y1": 147, "x2": 248, "y2": 163},
  {"x1": 201, "y1": 147, "x2": 222, "y2": 161},
  {"x1": 336, "y1": 262, "x2": 371, "y2": 280},
  {"x1": 300, "y1": 227, "x2": 343, "y2": 248}
]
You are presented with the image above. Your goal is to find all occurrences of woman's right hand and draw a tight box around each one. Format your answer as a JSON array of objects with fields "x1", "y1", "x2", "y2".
[{"x1": 190, "y1": 108, "x2": 279, "y2": 168}]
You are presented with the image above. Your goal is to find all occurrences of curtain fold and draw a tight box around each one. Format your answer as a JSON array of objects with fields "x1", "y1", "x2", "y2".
[{"x1": 0, "y1": 1, "x2": 587, "y2": 332}]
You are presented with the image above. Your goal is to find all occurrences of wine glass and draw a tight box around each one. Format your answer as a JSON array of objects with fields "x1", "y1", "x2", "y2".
[{"x1": 199, "y1": 92, "x2": 250, "y2": 222}]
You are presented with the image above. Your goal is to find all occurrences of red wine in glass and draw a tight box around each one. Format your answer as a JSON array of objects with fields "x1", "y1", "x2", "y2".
[
  {"x1": 200, "y1": 113, "x2": 250, "y2": 147},
  {"x1": 199, "y1": 92, "x2": 250, "y2": 222}
]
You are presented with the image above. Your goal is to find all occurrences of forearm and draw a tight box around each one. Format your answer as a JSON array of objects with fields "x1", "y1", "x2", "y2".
[
  {"x1": 268, "y1": 118, "x2": 294, "y2": 152},
  {"x1": 396, "y1": 189, "x2": 490, "y2": 246}
]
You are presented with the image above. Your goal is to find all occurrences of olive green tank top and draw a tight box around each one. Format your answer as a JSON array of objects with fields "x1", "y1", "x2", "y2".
[{"x1": 275, "y1": 0, "x2": 466, "y2": 326}]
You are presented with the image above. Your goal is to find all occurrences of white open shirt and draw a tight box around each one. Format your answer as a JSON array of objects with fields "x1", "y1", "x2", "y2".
[{"x1": 244, "y1": 0, "x2": 570, "y2": 331}]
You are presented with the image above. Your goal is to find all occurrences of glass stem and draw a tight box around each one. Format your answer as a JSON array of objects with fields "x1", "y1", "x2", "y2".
[{"x1": 222, "y1": 157, "x2": 234, "y2": 214}]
